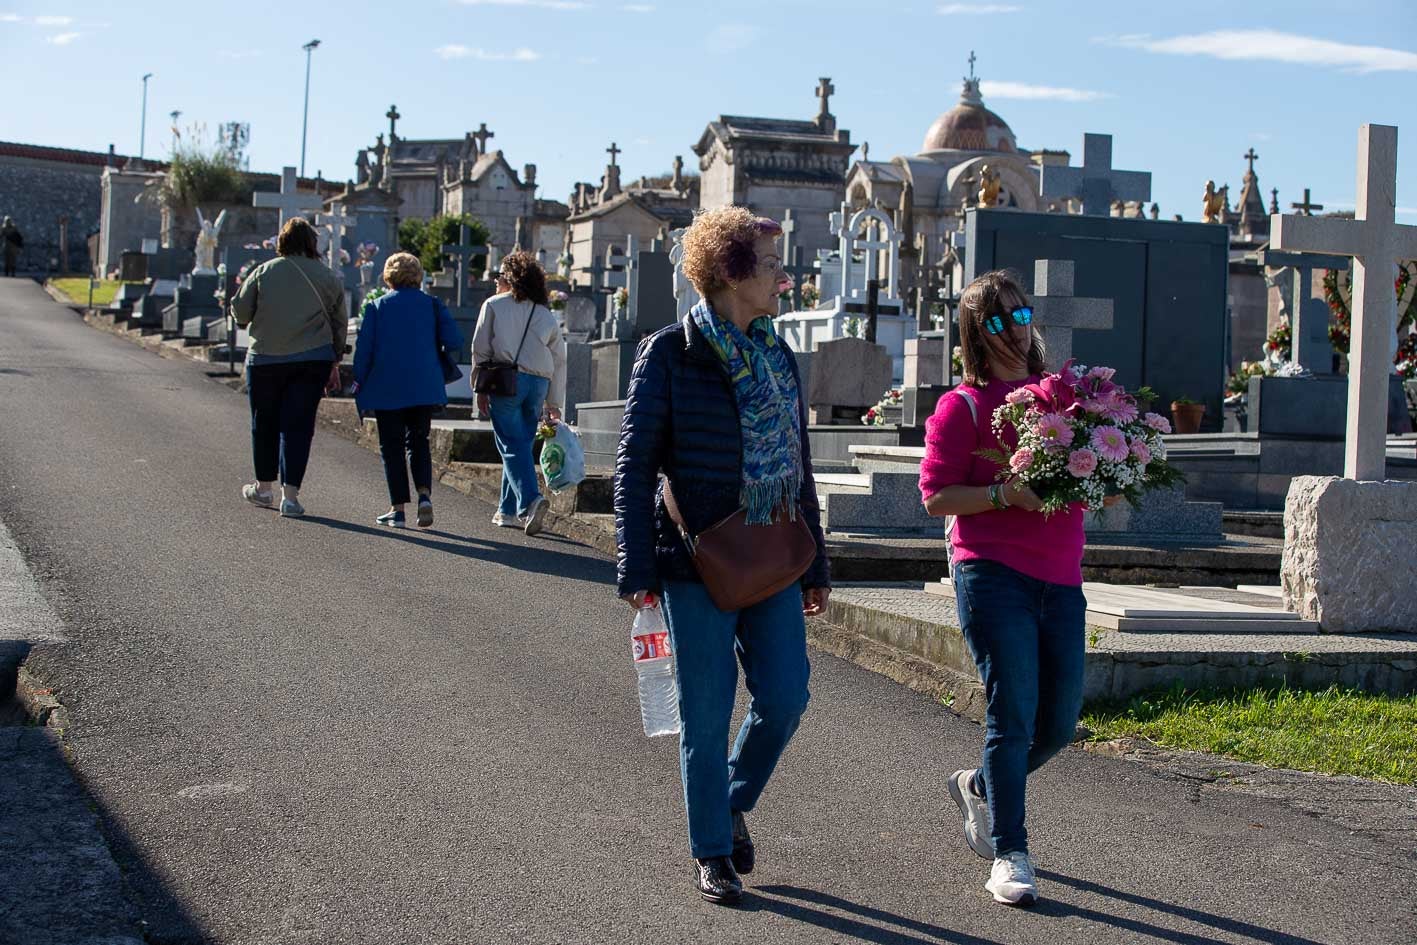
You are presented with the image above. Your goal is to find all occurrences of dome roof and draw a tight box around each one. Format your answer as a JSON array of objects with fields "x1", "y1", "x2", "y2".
[{"x1": 922, "y1": 78, "x2": 1017, "y2": 154}]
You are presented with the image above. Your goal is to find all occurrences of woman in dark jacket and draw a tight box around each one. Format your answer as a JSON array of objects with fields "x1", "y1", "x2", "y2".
[
  {"x1": 352, "y1": 252, "x2": 464, "y2": 529},
  {"x1": 614, "y1": 206, "x2": 830, "y2": 905}
]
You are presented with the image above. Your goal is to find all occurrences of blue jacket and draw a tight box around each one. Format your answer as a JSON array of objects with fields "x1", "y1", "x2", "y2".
[
  {"x1": 613, "y1": 313, "x2": 830, "y2": 598},
  {"x1": 352, "y1": 288, "x2": 464, "y2": 412}
]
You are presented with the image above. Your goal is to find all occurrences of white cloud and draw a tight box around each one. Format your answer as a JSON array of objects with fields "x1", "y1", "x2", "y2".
[
  {"x1": 938, "y1": 3, "x2": 1021, "y2": 13},
  {"x1": 622, "y1": 2, "x2": 654, "y2": 10},
  {"x1": 1096, "y1": 30, "x2": 1417, "y2": 74},
  {"x1": 705, "y1": 23, "x2": 758, "y2": 54},
  {"x1": 980, "y1": 80, "x2": 1109, "y2": 102},
  {"x1": 34, "y1": 14, "x2": 73, "y2": 25},
  {"x1": 46, "y1": 31, "x2": 80, "y2": 45},
  {"x1": 457, "y1": 0, "x2": 589, "y2": 8},
  {"x1": 436, "y1": 44, "x2": 542, "y2": 61}
]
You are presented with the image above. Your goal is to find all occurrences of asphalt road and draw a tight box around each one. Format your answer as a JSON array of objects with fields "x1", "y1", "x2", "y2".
[{"x1": 1, "y1": 278, "x2": 1413, "y2": 945}]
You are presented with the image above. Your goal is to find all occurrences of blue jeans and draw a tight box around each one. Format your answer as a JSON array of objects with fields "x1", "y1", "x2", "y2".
[
  {"x1": 952, "y1": 558, "x2": 1086, "y2": 856},
  {"x1": 488, "y1": 372, "x2": 549, "y2": 518},
  {"x1": 660, "y1": 580, "x2": 811, "y2": 859}
]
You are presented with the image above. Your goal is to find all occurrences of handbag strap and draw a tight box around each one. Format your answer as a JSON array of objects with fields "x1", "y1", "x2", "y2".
[
  {"x1": 287, "y1": 257, "x2": 327, "y2": 319},
  {"x1": 510, "y1": 303, "x2": 536, "y2": 366}
]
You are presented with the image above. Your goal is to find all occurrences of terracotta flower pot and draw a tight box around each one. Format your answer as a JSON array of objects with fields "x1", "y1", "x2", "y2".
[{"x1": 1171, "y1": 401, "x2": 1206, "y2": 435}]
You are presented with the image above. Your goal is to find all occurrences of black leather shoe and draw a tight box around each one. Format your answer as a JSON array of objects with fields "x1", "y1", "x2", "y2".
[
  {"x1": 731, "y1": 811, "x2": 755, "y2": 875},
  {"x1": 693, "y1": 856, "x2": 743, "y2": 904}
]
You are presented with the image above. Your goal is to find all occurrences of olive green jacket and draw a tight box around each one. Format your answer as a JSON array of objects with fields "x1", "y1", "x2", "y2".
[{"x1": 232, "y1": 255, "x2": 349, "y2": 357}]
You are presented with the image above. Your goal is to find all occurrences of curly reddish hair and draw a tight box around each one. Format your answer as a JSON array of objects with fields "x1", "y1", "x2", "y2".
[{"x1": 680, "y1": 206, "x2": 783, "y2": 296}]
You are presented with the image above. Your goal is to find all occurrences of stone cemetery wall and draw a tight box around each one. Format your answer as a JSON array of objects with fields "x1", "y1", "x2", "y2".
[
  {"x1": 0, "y1": 146, "x2": 109, "y2": 273},
  {"x1": 966, "y1": 208, "x2": 1230, "y2": 429}
]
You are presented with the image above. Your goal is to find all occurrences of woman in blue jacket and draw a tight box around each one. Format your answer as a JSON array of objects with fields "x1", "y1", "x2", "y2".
[
  {"x1": 614, "y1": 206, "x2": 831, "y2": 905},
  {"x1": 352, "y1": 252, "x2": 463, "y2": 529}
]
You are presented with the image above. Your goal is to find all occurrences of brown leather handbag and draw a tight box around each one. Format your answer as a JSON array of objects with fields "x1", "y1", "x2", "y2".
[{"x1": 662, "y1": 480, "x2": 818, "y2": 612}]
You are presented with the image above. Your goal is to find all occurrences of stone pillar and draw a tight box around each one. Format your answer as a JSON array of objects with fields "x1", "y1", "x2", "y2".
[{"x1": 1282, "y1": 476, "x2": 1417, "y2": 632}]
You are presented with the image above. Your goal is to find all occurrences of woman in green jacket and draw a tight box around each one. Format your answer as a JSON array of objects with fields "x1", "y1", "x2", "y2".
[{"x1": 231, "y1": 217, "x2": 348, "y2": 517}]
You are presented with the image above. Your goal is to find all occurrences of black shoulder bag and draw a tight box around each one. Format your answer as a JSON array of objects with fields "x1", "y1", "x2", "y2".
[{"x1": 472, "y1": 303, "x2": 536, "y2": 397}]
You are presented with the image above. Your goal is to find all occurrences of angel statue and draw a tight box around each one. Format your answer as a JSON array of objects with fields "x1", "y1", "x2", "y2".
[
  {"x1": 1201, "y1": 180, "x2": 1227, "y2": 224},
  {"x1": 193, "y1": 207, "x2": 228, "y2": 274},
  {"x1": 977, "y1": 165, "x2": 1002, "y2": 208}
]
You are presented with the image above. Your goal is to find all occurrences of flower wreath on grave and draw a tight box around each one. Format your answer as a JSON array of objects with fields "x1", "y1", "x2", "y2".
[
  {"x1": 1262, "y1": 315, "x2": 1292, "y2": 366},
  {"x1": 548, "y1": 289, "x2": 568, "y2": 312},
  {"x1": 977, "y1": 361, "x2": 1184, "y2": 515},
  {"x1": 1224, "y1": 359, "x2": 1271, "y2": 404},
  {"x1": 861, "y1": 388, "x2": 902, "y2": 426},
  {"x1": 355, "y1": 242, "x2": 380, "y2": 266},
  {"x1": 359, "y1": 284, "x2": 390, "y2": 314},
  {"x1": 613, "y1": 286, "x2": 629, "y2": 312},
  {"x1": 1322, "y1": 261, "x2": 1416, "y2": 357},
  {"x1": 801, "y1": 281, "x2": 820, "y2": 308},
  {"x1": 1397, "y1": 333, "x2": 1417, "y2": 380}
]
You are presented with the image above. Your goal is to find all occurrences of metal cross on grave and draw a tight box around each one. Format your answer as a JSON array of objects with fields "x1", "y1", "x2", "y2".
[
  {"x1": 1290, "y1": 187, "x2": 1324, "y2": 216},
  {"x1": 606, "y1": 141, "x2": 621, "y2": 167},
  {"x1": 252, "y1": 166, "x2": 323, "y2": 229},
  {"x1": 1039, "y1": 133, "x2": 1152, "y2": 217},
  {"x1": 440, "y1": 225, "x2": 487, "y2": 308},
  {"x1": 1270, "y1": 123, "x2": 1417, "y2": 480},
  {"x1": 386, "y1": 104, "x2": 400, "y2": 141},
  {"x1": 1030, "y1": 259, "x2": 1114, "y2": 367},
  {"x1": 316, "y1": 208, "x2": 358, "y2": 271}
]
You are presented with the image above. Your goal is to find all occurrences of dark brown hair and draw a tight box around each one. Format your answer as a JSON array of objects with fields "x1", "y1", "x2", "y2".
[
  {"x1": 957, "y1": 269, "x2": 1047, "y2": 387},
  {"x1": 498, "y1": 249, "x2": 549, "y2": 306},
  {"x1": 276, "y1": 217, "x2": 320, "y2": 259}
]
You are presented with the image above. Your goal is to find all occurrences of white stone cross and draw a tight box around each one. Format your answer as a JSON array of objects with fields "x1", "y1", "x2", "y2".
[
  {"x1": 1270, "y1": 123, "x2": 1417, "y2": 480},
  {"x1": 1030, "y1": 259, "x2": 1114, "y2": 366},
  {"x1": 252, "y1": 166, "x2": 323, "y2": 229},
  {"x1": 315, "y1": 208, "x2": 358, "y2": 271},
  {"x1": 1039, "y1": 134, "x2": 1152, "y2": 217}
]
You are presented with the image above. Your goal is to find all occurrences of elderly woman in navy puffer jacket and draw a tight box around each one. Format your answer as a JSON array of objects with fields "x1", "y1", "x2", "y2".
[{"x1": 614, "y1": 206, "x2": 830, "y2": 906}]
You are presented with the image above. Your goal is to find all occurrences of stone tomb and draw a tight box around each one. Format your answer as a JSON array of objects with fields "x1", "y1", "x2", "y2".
[
  {"x1": 130, "y1": 279, "x2": 179, "y2": 330},
  {"x1": 807, "y1": 337, "x2": 892, "y2": 424},
  {"x1": 965, "y1": 207, "x2": 1229, "y2": 429},
  {"x1": 165, "y1": 272, "x2": 221, "y2": 339}
]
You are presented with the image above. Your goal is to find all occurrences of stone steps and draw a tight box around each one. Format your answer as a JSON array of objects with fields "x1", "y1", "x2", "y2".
[{"x1": 820, "y1": 584, "x2": 1417, "y2": 706}]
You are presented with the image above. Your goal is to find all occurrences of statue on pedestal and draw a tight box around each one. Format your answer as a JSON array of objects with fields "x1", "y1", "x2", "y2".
[{"x1": 193, "y1": 207, "x2": 228, "y2": 274}]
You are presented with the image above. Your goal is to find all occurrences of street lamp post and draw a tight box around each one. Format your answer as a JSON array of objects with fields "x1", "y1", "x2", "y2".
[
  {"x1": 169, "y1": 110, "x2": 181, "y2": 152},
  {"x1": 139, "y1": 73, "x2": 153, "y2": 159},
  {"x1": 299, "y1": 39, "x2": 321, "y2": 178}
]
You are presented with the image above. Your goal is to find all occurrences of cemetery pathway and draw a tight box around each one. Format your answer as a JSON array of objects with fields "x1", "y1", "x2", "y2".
[{"x1": 1, "y1": 278, "x2": 1412, "y2": 945}]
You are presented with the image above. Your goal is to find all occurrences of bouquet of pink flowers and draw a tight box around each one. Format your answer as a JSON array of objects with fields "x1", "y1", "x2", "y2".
[{"x1": 979, "y1": 361, "x2": 1182, "y2": 514}]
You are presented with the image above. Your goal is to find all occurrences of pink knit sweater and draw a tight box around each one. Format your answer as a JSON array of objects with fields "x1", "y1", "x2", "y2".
[{"x1": 919, "y1": 379, "x2": 1084, "y2": 587}]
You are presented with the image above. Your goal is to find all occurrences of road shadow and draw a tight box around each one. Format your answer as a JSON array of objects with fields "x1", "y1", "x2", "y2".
[
  {"x1": 1032, "y1": 869, "x2": 1329, "y2": 945},
  {"x1": 294, "y1": 515, "x2": 616, "y2": 586},
  {"x1": 749, "y1": 885, "x2": 1003, "y2": 945}
]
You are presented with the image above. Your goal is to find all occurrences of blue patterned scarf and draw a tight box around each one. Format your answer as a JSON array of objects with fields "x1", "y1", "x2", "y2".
[{"x1": 690, "y1": 300, "x2": 803, "y2": 525}]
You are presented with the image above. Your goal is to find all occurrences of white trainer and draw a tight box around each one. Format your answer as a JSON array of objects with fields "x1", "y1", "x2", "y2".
[
  {"x1": 985, "y1": 851, "x2": 1038, "y2": 907},
  {"x1": 491, "y1": 510, "x2": 524, "y2": 528},
  {"x1": 946, "y1": 768, "x2": 994, "y2": 860},
  {"x1": 523, "y1": 497, "x2": 550, "y2": 536}
]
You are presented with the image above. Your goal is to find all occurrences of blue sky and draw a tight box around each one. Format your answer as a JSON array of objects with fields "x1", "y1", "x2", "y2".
[{"x1": 4, "y1": 0, "x2": 1415, "y2": 222}]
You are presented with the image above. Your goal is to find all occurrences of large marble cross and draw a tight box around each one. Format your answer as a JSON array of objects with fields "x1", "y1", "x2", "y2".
[
  {"x1": 440, "y1": 225, "x2": 487, "y2": 309},
  {"x1": 316, "y1": 208, "x2": 358, "y2": 271},
  {"x1": 1039, "y1": 134, "x2": 1151, "y2": 217},
  {"x1": 1270, "y1": 123, "x2": 1417, "y2": 480},
  {"x1": 1030, "y1": 259, "x2": 1114, "y2": 366},
  {"x1": 253, "y1": 167, "x2": 323, "y2": 229}
]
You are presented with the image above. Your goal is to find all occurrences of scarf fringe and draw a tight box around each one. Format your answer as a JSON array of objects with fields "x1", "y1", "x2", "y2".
[{"x1": 742, "y1": 473, "x2": 803, "y2": 526}]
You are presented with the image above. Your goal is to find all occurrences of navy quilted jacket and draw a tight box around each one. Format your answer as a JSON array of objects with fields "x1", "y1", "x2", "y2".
[{"x1": 614, "y1": 313, "x2": 831, "y2": 598}]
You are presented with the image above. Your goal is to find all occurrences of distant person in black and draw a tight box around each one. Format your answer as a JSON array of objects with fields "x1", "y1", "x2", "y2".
[{"x1": 1, "y1": 217, "x2": 21, "y2": 277}]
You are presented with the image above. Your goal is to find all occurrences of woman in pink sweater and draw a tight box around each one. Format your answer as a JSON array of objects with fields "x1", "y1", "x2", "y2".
[{"x1": 919, "y1": 269, "x2": 1107, "y2": 908}]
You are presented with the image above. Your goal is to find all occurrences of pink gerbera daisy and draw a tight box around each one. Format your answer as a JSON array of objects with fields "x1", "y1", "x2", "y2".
[
  {"x1": 1034, "y1": 413, "x2": 1075, "y2": 449},
  {"x1": 1090, "y1": 426, "x2": 1131, "y2": 462}
]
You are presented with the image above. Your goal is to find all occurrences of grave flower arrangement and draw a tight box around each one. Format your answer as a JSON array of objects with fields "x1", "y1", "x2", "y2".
[
  {"x1": 1397, "y1": 333, "x2": 1417, "y2": 380},
  {"x1": 548, "y1": 289, "x2": 568, "y2": 312},
  {"x1": 359, "y1": 284, "x2": 389, "y2": 314},
  {"x1": 613, "y1": 286, "x2": 629, "y2": 313},
  {"x1": 977, "y1": 361, "x2": 1184, "y2": 514},
  {"x1": 801, "y1": 281, "x2": 820, "y2": 308},
  {"x1": 861, "y1": 387, "x2": 902, "y2": 426}
]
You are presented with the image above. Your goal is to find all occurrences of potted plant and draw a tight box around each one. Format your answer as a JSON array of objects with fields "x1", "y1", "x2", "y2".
[{"x1": 1170, "y1": 395, "x2": 1206, "y2": 434}]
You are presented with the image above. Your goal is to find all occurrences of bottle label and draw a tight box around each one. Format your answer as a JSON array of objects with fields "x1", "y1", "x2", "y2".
[{"x1": 632, "y1": 632, "x2": 671, "y2": 661}]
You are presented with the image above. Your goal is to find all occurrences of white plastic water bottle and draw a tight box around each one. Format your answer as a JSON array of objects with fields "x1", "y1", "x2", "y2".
[{"x1": 631, "y1": 596, "x2": 681, "y2": 737}]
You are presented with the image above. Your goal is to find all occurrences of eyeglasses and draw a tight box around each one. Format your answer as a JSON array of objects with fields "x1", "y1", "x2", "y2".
[
  {"x1": 758, "y1": 255, "x2": 784, "y2": 273},
  {"x1": 984, "y1": 306, "x2": 1033, "y2": 335}
]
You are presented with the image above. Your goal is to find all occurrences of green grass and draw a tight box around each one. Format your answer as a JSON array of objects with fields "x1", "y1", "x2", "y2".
[
  {"x1": 1083, "y1": 684, "x2": 1417, "y2": 784},
  {"x1": 48, "y1": 278, "x2": 127, "y2": 307}
]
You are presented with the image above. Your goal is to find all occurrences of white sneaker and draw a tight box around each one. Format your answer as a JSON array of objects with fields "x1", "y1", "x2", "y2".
[
  {"x1": 947, "y1": 768, "x2": 994, "y2": 860},
  {"x1": 279, "y1": 497, "x2": 305, "y2": 517},
  {"x1": 242, "y1": 483, "x2": 273, "y2": 508},
  {"x1": 523, "y1": 497, "x2": 550, "y2": 536},
  {"x1": 491, "y1": 510, "x2": 524, "y2": 528},
  {"x1": 985, "y1": 851, "x2": 1038, "y2": 907}
]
